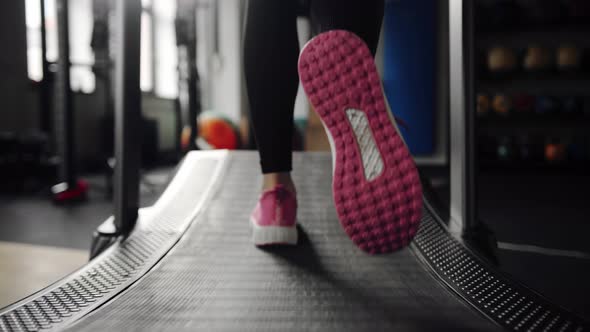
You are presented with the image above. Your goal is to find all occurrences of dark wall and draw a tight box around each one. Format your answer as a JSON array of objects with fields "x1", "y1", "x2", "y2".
[{"x1": 0, "y1": 1, "x2": 35, "y2": 132}]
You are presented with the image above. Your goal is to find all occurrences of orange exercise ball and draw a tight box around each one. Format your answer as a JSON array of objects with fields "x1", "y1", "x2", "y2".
[{"x1": 198, "y1": 112, "x2": 239, "y2": 150}]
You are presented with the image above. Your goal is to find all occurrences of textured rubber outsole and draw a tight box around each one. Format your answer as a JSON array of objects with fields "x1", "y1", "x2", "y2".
[
  {"x1": 298, "y1": 30, "x2": 423, "y2": 254},
  {"x1": 251, "y1": 218, "x2": 298, "y2": 246}
]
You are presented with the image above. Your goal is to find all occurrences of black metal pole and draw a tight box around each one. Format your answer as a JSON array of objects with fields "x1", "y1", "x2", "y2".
[
  {"x1": 176, "y1": 0, "x2": 201, "y2": 152},
  {"x1": 113, "y1": 0, "x2": 142, "y2": 236},
  {"x1": 188, "y1": 56, "x2": 201, "y2": 152},
  {"x1": 39, "y1": 0, "x2": 52, "y2": 136},
  {"x1": 188, "y1": 5, "x2": 201, "y2": 151},
  {"x1": 449, "y1": 0, "x2": 477, "y2": 232},
  {"x1": 449, "y1": 0, "x2": 497, "y2": 261},
  {"x1": 55, "y1": 0, "x2": 76, "y2": 188},
  {"x1": 463, "y1": 0, "x2": 478, "y2": 231}
]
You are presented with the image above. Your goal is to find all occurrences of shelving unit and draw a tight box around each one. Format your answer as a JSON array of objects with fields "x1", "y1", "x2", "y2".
[
  {"x1": 477, "y1": 24, "x2": 590, "y2": 48},
  {"x1": 473, "y1": 0, "x2": 590, "y2": 171},
  {"x1": 477, "y1": 77, "x2": 590, "y2": 95},
  {"x1": 478, "y1": 115, "x2": 590, "y2": 131}
]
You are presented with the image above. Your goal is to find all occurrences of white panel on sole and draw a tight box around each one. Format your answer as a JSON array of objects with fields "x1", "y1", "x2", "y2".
[{"x1": 346, "y1": 108, "x2": 384, "y2": 181}]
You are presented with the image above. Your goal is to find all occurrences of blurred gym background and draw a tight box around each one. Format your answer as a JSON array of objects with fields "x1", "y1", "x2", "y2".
[{"x1": 0, "y1": 0, "x2": 589, "y2": 316}]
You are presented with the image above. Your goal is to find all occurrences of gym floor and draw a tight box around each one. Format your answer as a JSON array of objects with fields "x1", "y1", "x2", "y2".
[
  {"x1": 0, "y1": 167, "x2": 173, "y2": 307},
  {"x1": 481, "y1": 172, "x2": 590, "y2": 319},
  {"x1": 1, "y1": 151, "x2": 589, "y2": 319},
  {"x1": 430, "y1": 170, "x2": 590, "y2": 319}
]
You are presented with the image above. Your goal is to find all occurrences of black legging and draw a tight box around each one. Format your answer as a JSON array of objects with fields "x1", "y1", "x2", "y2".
[{"x1": 244, "y1": 0, "x2": 385, "y2": 174}]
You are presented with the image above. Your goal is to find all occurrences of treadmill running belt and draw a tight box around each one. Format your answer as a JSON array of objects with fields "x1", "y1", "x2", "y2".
[
  {"x1": 67, "y1": 153, "x2": 498, "y2": 331},
  {"x1": 2, "y1": 152, "x2": 586, "y2": 331}
]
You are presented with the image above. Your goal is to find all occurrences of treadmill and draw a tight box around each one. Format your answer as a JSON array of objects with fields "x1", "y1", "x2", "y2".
[{"x1": 0, "y1": 1, "x2": 587, "y2": 331}]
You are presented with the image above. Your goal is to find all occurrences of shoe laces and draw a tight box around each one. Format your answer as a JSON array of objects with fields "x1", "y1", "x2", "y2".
[
  {"x1": 274, "y1": 186, "x2": 288, "y2": 204},
  {"x1": 273, "y1": 186, "x2": 290, "y2": 223},
  {"x1": 394, "y1": 115, "x2": 409, "y2": 131}
]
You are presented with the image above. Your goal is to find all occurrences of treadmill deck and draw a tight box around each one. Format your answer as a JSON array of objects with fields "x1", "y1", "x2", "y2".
[
  {"x1": 1, "y1": 152, "x2": 587, "y2": 332},
  {"x1": 68, "y1": 153, "x2": 497, "y2": 331}
]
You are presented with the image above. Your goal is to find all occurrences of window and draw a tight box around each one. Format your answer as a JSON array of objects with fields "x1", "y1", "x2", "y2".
[
  {"x1": 140, "y1": 10, "x2": 153, "y2": 92},
  {"x1": 141, "y1": 0, "x2": 179, "y2": 98},
  {"x1": 69, "y1": 0, "x2": 95, "y2": 93},
  {"x1": 24, "y1": 0, "x2": 50, "y2": 81},
  {"x1": 25, "y1": 0, "x2": 177, "y2": 97},
  {"x1": 25, "y1": 0, "x2": 95, "y2": 93},
  {"x1": 152, "y1": 0, "x2": 178, "y2": 98}
]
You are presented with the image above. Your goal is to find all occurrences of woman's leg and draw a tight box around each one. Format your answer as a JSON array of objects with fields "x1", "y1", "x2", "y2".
[
  {"x1": 243, "y1": 0, "x2": 300, "y2": 192},
  {"x1": 309, "y1": 0, "x2": 385, "y2": 55}
]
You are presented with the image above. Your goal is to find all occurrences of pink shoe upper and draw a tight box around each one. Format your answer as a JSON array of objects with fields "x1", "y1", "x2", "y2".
[{"x1": 251, "y1": 185, "x2": 297, "y2": 227}]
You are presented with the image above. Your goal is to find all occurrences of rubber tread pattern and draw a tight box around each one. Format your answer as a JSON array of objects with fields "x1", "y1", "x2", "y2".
[{"x1": 298, "y1": 30, "x2": 422, "y2": 254}]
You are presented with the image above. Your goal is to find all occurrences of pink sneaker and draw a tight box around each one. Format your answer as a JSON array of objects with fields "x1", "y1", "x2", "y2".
[
  {"x1": 298, "y1": 30, "x2": 423, "y2": 254},
  {"x1": 250, "y1": 185, "x2": 298, "y2": 246}
]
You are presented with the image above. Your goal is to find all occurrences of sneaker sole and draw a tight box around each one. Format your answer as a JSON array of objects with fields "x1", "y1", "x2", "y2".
[
  {"x1": 251, "y1": 218, "x2": 298, "y2": 246},
  {"x1": 298, "y1": 30, "x2": 422, "y2": 254}
]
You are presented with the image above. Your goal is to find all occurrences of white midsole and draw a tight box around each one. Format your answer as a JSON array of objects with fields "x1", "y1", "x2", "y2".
[{"x1": 250, "y1": 218, "x2": 298, "y2": 245}]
